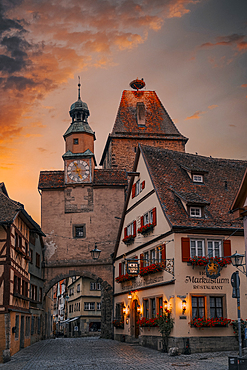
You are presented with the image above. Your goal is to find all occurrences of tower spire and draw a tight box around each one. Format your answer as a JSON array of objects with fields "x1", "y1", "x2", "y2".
[{"x1": 78, "y1": 76, "x2": 81, "y2": 100}]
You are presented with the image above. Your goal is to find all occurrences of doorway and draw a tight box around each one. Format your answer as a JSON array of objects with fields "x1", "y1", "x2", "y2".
[
  {"x1": 20, "y1": 315, "x2": 25, "y2": 349},
  {"x1": 132, "y1": 300, "x2": 140, "y2": 338}
]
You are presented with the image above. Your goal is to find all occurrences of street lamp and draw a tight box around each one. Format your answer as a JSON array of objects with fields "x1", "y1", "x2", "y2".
[
  {"x1": 230, "y1": 251, "x2": 246, "y2": 358},
  {"x1": 90, "y1": 243, "x2": 101, "y2": 260}
]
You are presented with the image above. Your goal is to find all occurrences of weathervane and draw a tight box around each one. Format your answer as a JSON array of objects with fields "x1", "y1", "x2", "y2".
[{"x1": 78, "y1": 76, "x2": 81, "y2": 100}]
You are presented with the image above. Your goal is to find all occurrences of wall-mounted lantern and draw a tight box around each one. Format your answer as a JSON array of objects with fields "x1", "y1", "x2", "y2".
[
  {"x1": 90, "y1": 243, "x2": 101, "y2": 260},
  {"x1": 182, "y1": 299, "x2": 187, "y2": 314}
]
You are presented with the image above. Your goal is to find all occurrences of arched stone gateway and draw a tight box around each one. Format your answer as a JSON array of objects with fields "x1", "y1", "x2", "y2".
[{"x1": 43, "y1": 266, "x2": 113, "y2": 339}]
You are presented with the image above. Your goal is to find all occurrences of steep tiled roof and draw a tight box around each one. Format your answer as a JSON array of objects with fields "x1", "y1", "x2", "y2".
[
  {"x1": 93, "y1": 169, "x2": 127, "y2": 186},
  {"x1": 38, "y1": 171, "x2": 65, "y2": 189},
  {"x1": 38, "y1": 170, "x2": 128, "y2": 188},
  {"x1": 111, "y1": 90, "x2": 187, "y2": 139},
  {"x1": 0, "y1": 191, "x2": 20, "y2": 224},
  {"x1": 141, "y1": 145, "x2": 247, "y2": 230}
]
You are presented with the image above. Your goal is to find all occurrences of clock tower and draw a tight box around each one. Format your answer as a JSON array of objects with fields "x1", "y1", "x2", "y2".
[{"x1": 63, "y1": 79, "x2": 96, "y2": 184}]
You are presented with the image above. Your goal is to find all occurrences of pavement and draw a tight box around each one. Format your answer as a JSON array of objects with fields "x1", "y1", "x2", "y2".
[{"x1": 0, "y1": 337, "x2": 241, "y2": 370}]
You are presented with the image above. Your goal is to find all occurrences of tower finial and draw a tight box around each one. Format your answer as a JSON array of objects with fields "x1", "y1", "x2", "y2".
[{"x1": 78, "y1": 76, "x2": 81, "y2": 100}]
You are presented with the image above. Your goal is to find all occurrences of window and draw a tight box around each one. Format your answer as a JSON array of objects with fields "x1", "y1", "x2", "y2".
[
  {"x1": 123, "y1": 221, "x2": 136, "y2": 241},
  {"x1": 135, "y1": 180, "x2": 140, "y2": 196},
  {"x1": 15, "y1": 315, "x2": 19, "y2": 339},
  {"x1": 210, "y1": 297, "x2": 223, "y2": 318},
  {"x1": 22, "y1": 281, "x2": 28, "y2": 297},
  {"x1": 208, "y1": 240, "x2": 221, "y2": 258},
  {"x1": 36, "y1": 253, "x2": 40, "y2": 268},
  {"x1": 136, "y1": 102, "x2": 145, "y2": 126},
  {"x1": 143, "y1": 299, "x2": 149, "y2": 319},
  {"x1": 74, "y1": 225, "x2": 85, "y2": 239},
  {"x1": 116, "y1": 303, "x2": 124, "y2": 320},
  {"x1": 77, "y1": 284, "x2": 80, "y2": 293},
  {"x1": 69, "y1": 287, "x2": 74, "y2": 296},
  {"x1": 144, "y1": 210, "x2": 153, "y2": 225},
  {"x1": 193, "y1": 174, "x2": 203, "y2": 183},
  {"x1": 190, "y1": 239, "x2": 205, "y2": 258},
  {"x1": 192, "y1": 296, "x2": 205, "y2": 319},
  {"x1": 73, "y1": 138, "x2": 79, "y2": 145},
  {"x1": 158, "y1": 297, "x2": 163, "y2": 316},
  {"x1": 97, "y1": 302, "x2": 101, "y2": 311},
  {"x1": 90, "y1": 282, "x2": 101, "y2": 290},
  {"x1": 150, "y1": 249, "x2": 156, "y2": 264},
  {"x1": 127, "y1": 223, "x2": 133, "y2": 236},
  {"x1": 84, "y1": 302, "x2": 95, "y2": 311},
  {"x1": 190, "y1": 207, "x2": 201, "y2": 217},
  {"x1": 30, "y1": 249, "x2": 33, "y2": 264},
  {"x1": 150, "y1": 298, "x2": 156, "y2": 318},
  {"x1": 39, "y1": 288, "x2": 42, "y2": 302},
  {"x1": 121, "y1": 261, "x2": 126, "y2": 275},
  {"x1": 144, "y1": 251, "x2": 149, "y2": 267},
  {"x1": 30, "y1": 284, "x2": 37, "y2": 301},
  {"x1": 25, "y1": 242, "x2": 28, "y2": 255}
]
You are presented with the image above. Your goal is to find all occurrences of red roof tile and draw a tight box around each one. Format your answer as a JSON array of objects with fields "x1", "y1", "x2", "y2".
[
  {"x1": 141, "y1": 145, "x2": 247, "y2": 230},
  {"x1": 93, "y1": 169, "x2": 127, "y2": 186},
  {"x1": 38, "y1": 171, "x2": 65, "y2": 189}
]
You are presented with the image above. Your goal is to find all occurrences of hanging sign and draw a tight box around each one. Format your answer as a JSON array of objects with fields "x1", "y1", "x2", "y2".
[
  {"x1": 127, "y1": 259, "x2": 139, "y2": 275},
  {"x1": 205, "y1": 261, "x2": 221, "y2": 279}
]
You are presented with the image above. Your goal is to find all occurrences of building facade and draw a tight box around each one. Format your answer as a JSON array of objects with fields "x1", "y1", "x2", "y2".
[
  {"x1": 113, "y1": 145, "x2": 247, "y2": 353},
  {"x1": 0, "y1": 183, "x2": 44, "y2": 363}
]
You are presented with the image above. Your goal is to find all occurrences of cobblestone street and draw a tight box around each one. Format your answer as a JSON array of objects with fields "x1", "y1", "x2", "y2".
[{"x1": 0, "y1": 337, "x2": 238, "y2": 370}]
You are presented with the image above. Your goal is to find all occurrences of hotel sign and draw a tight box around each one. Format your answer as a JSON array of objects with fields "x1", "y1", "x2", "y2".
[{"x1": 126, "y1": 259, "x2": 139, "y2": 275}]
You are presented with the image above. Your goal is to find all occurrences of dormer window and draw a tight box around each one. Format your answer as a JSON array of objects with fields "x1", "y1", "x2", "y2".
[
  {"x1": 193, "y1": 174, "x2": 203, "y2": 183},
  {"x1": 190, "y1": 207, "x2": 201, "y2": 217},
  {"x1": 74, "y1": 138, "x2": 79, "y2": 145}
]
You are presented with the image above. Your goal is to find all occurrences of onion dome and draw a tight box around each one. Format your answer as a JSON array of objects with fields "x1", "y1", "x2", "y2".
[{"x1": 69, "y1": 77, "x2": 90, "y2": 122}]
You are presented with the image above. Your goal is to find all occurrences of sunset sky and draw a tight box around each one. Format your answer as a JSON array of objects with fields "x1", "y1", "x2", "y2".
[{"x1": 0, "y1": 0, "x2": 246, "y2": 224}]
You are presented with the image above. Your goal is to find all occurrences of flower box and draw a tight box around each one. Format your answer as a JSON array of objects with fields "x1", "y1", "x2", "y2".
[
  {"x1": 188, "y1": 256, "x2": 231, "y2": 267},
  {"x1": 138, "y1": 223, "x2": 154, "y2": 235},
  {"x1": 189, "y1": 317, "x2": 231, "y2": 328},
  {"x1": 122, "y1": 235, "x2": 134, "y2": 245},
  {"x1": 113, "y1": 319, "x2": 124, "y2": 329},
  {"x1": 115, "y1": 273, "x2": 136, "y2": 283},
  {"x1": 140, "y1": 263, "x2": 164, "y2": 277},
  {"x1": 137, "y1": 317, "x2": 159, "y2": 327}
]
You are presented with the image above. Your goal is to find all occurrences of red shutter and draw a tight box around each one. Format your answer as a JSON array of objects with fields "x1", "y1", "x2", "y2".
[
  {"x1": 124, "y1": 227, "x2": 127, "y2": 238},
  {"x1": 181, "y1": 237, "x2": 190, "y2": 262},
  {"x1": 152, "y1": 207, "x2": 157, "y2": 226},
  {"x1": 141, "y1": 181, "x2": 145, "y2": 190},
  {"x1": 140, "y1": 254, "x2": 144, "y2": 269},
  {"x1": 223, "y1": 240, "x2": 231, "y2": 262},
  {"x1": 119, "y1": 262, "x2": 122, "y2": 277},
  {"x1": 141, "y1": 216, "x2": 144, "y2": 227},
  {"x1": 133, "y1": 221, "x2": 136, "y2": 237},
  {"x1": 162, "y1": 244, "x2": 166, "y2": 261},
  {"x1": 132, "y1": 184, "x2": 136, "y2": 198}
]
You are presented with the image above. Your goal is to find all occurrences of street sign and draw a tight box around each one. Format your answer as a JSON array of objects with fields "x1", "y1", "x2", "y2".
[
  {"x1": 231, "y1": 272, "x2": 240, "y2": 299},
  {"x1": 126, "y1": 259, "x2": 139, "y2": 275},
  {"x1": 74, "y1": 326, "x2": 78, "y2": 331}
]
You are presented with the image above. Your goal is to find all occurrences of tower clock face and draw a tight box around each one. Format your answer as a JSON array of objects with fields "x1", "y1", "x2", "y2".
[{"x1": 67, "y1": 160, "x2": 90, "y2": 182}]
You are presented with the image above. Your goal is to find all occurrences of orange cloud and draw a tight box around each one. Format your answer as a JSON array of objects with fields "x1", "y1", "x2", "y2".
[
  {"x1": 208, "y1": 105, "x2": 218, "y2": 110},
  {"x1": 185, "y1": 110, "x2": 205, "y2": 120},
  {"x1": 200, "y1": 33, "x2": 247, "y2": 53},
  {"x1": 241, "y1": 84, "x2": 247, "y2": 88}
]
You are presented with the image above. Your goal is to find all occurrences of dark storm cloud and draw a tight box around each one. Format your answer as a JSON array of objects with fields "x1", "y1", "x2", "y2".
[{"x1": 4, "y1": 76, "x2": 36, "y2": 90}]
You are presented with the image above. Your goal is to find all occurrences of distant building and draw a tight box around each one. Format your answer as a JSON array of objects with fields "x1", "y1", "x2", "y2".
[
  {"x1": 0, "y1": 183, "x2": 44, "y2": 363},
  {"x1": 113, "y1": 145, "x2": 247, "y2": 353},
  {"x1": 29, "y1": 230, "x2": 45, "y2": 344}
]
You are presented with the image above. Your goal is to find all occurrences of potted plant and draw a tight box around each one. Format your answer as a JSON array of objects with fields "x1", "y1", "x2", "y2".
[
  {"x1": 140, "y1": 263, "x2": 164, "y2": 277},
  {"x1": 189, "y1": 316, "x2": 231, "y2": 328},
  {"x1": 138, "y1": 223, "x2": 154, "y2": 235},
  {"x1": 115, "y1": 273, "x2": 136, "y2": 283}
]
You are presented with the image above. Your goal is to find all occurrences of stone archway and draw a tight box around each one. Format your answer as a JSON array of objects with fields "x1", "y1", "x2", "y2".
[{"x1": 43, "y1": 267, "x2": 113, "y2": 339}]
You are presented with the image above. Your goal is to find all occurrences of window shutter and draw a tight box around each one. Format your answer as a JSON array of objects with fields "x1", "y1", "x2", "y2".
[
  {"x1": 162, "y1": 244, "x2": 166, "y2": 261},
  {"x1": 140, "y1": 254, "x2": 144, "y2": 269},
  {"x1": 141, "y1": 181, "x2": 145, "y2": 190},
  {"x1": 152, "y1": 207, "x2": 157, "y2": 226},
  {"x1": 141, "y1": 216, "x2": 144, "y2": 227},
  {"x1": 223, "y1": 240, "x2": 231, "y2": 262},
  {"x1": 181, "y1": 237, "x2": 190, "y2": 262},
  {"x1": 119, "y1": 262, "x2": 122, "y2": 277},
  {"x1": 124, "y1": 227, "x2": 127, "y2": 238},
  {"x1": 132, "y1": 184, "x2": 136, "y2": 198},
  {"x1": 133, "y1": 221, "x2": 136, "y2": 237}
]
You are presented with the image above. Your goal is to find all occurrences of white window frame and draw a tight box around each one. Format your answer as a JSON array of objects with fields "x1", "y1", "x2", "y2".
[
  {"x1": 207, "y1": 240, "x2": 222, "y2": 258},
  {"x1": 77, "y1": 284, "x2": 80, "y2": 293},
  {"x1": 190, "y1": 207, "x2": 201, "y2": 218},
  {"x1": 150, "y1": 249, "x2": 156, "y2": 264},
  {"x1": 190, "y1": 239, "x2": 205, "y2": 258},
  {"x1": 135, "y1": 180, "x2": 140, "y2": 196},
  {"x1": 127, "y1": 222, "x2": 134, "y2": 236},
  {"x1": 193, "y1": 174, "x2": 203, "y2": 183},
  {"x1": 144, "y1": 209, "x2": 153, "y2": 225},
  {"x1": 84, "y1": 302, "x2": 95, "y2": 311},
  {"x1": 144, "y1": 251, "x2": 149, "y2": 267},
  {"x1": 97, "y1": 302, "x2": 101, "y2": 311}
]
